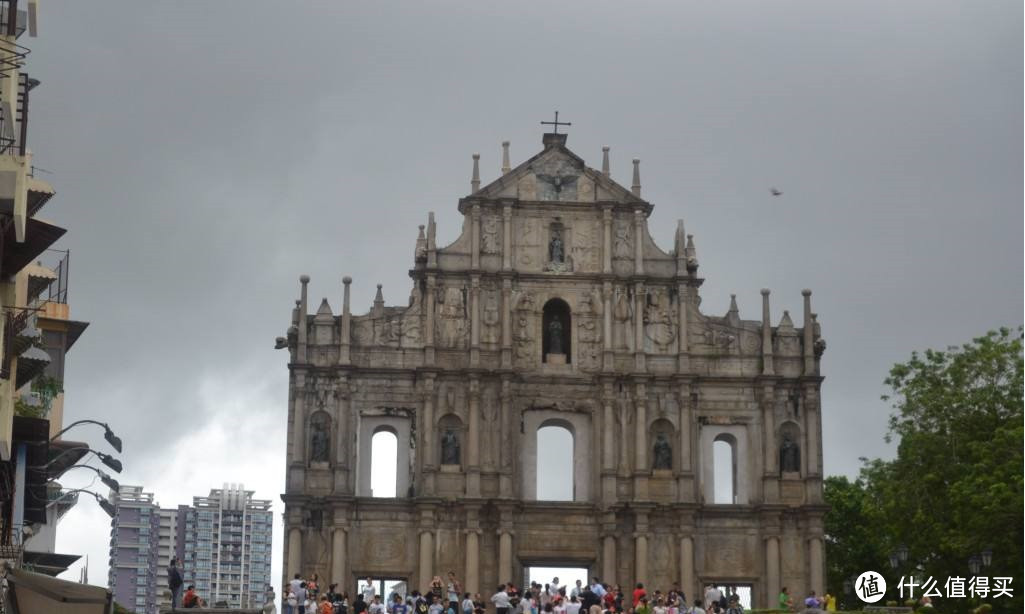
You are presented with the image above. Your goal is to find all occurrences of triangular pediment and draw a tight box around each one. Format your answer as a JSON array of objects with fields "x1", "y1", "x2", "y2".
[{"x1": 473, "y1": 141, "x2": 644, "y2": 204}]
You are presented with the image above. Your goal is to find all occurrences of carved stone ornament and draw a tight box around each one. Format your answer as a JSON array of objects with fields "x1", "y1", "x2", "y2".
[{"x1": 481, "y1": 215, "x2": 501, "y2": 254}]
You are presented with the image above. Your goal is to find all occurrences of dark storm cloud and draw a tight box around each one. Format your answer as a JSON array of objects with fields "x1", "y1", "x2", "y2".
[{"x1": 28, "y1": 0, "x2": 1021, "y2": 582}]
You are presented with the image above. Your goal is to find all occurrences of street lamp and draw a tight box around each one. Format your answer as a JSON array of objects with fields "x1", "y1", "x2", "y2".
[
  {"x1": 45, "y1": 488, "x2": 117, "y2": 518},
  {"x1": 48, "y1": 464, "x2": 120, "y2": 492},
  {"x1": 34, "y1": 446, "x2": 123, "y2": 474},
  {"x1": 888, "y1": 552, "x2": 900, "y2": 569},
  {"x1": 896, "y1": 544, "x2": 909, "y2": 564},
  {"x1": 981, "y1": 548, "x2": 993, "y2": 568},
  {"x1": 51, "y1": 420, "x2": 123, "y2": 453}
]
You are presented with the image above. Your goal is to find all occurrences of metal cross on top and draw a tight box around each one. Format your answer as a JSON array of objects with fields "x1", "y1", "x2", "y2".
[{"x1": 541, "y1": 111, "x2": 572, "y2": 134}]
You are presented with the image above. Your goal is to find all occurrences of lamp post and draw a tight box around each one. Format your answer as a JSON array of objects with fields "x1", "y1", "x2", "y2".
[
  {"x1": 50, "y1": 420, "x2": 123, "y2": 453},
  {"x1": 33, "y1": 446, "x2": 123, "y2": 474},
  {"x1": 39, "y1": 488, "x2": 117, "y2": 518}
]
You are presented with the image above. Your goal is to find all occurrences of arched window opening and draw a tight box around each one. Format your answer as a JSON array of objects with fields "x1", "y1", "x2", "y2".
[
  {"x1": 536, "y1": 423, "x2": 574, "y2": 501},
  {"x1": 713, "y1": 435, "x2": 737, "y2": 504},
  {"x1": 370, "y1": 428, "x2": 398, "y2": 498},
  {"x1": 542, "y1": 298, "x2": 571, "y2": 364}
]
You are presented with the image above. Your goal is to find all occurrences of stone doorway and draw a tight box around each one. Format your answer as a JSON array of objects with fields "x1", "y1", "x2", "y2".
[
  {"x1": 357, "y1": 577, "x2": 410, "y2": 602},
  {"x1": 708, "y1": 584, "x2": 752, "y2": 610}
]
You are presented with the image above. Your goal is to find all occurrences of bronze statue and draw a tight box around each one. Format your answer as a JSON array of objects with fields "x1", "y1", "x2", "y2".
[
  {"x1": 441, "y1": 429, "x2": 461, "y2": 465},
  {"x1": 310, "y1": 419, "x2": 330, "y2": 463},
  {"x1": 653, "y1": 433, "x2": 672, "y2": 470},
  {"x1": 548, "y1": 319, "x2": 564, "y2": 354},
  {"x1": 780, "y1": 434, "x2": 801, "y2": 473}
]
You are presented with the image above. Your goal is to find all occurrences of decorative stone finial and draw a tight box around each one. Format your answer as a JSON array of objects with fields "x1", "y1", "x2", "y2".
[
  {"x1": 342, "y1": 276, "x2": 352, "y2": 285},
  {"x1": 802, "y1": 288, "x2": 812, "y2": 296},
  {"x1": 729, "y1": 294, "x2": 739, "y2": 314},
  {"x1": 685, "y1": 234, "x2": 698, "y2": 271},
  {"x1": 501, "y1": 141, "x2": 511, "y2": 175},
  {"x1": 300, "y1": 275, "x2": 310, "y2": 284},
  {"x1": 471, "y1": 153, "x2": 481, "y2": 193},
  {"x1": 631, "y1": 158, "x2": 641, "y2": 197},
  {"x1": 602, "y1": 146, "x2": 610, "y2": 177},
  {"x1": 761, "y1": 288, "x2": 770, "y2": 296}
]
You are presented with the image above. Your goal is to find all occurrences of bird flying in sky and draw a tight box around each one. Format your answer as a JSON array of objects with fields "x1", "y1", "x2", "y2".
[{"x1": 770, "y1": 188, "x2": 782, "y2": 196}]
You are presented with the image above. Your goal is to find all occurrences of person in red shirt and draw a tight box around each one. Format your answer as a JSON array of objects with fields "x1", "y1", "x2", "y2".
[
  {"x1": 183, "y1": 585, "x2": 205, "y2": 609},
  {"x1": 632, "y1": 584, "x2": 647, "y2": 608}
]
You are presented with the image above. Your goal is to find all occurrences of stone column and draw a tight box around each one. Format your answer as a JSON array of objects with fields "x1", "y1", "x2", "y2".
[
  {"x1": 467, "y1": 378, "x2": 481, "y2": 497},
  {"x1": 634, "y1": 382, "x2": 648, "y2": 499},
  {"x1": 471, "y1": 204, "x2": 481, "y2": 269},
  {"x1": 761, "y1": 289, "x2": 774, "y2": 375},
  {"x1": 602, "y1": 282, "x2": 614, "y2": 370},
  {"x1": 602, "y1": 534, "x2": 617, "y2": 584},
  {"x1": 765, "y1": 536, "x2": 780, "y2": 608},
  {"x1": 297, "y1": 275, "x2": 309, "y2": 360},
  {"x1": 676, "y1": 283, "x2": 688, "y2": 373},
  {"x1": 679, "y1": 535, "x2": 694, "y2": 605},
  {"x1": 470, "y1": 276, "x2": 481, "y2": 366},
  {"x1": 335, "y1": 378, "x2": 351, "y2": 493},
  {"x1": 332, "y1": 527, "x2": 348, "y2": 586},
  {"x1": 419, "y1": 530, "x2": 434, "y2": 591},
  {"x1": 602, "y1": 207, "x2": 613, "y2": 273},
  {"x1": 287, "y1": 526, "x2": 302, "y2": 577},
  {"x1": 602, "y1": 382, "x2": 616, "y2": 503},
  {"x1": 425, "y1": 275, "x2": 437, "y2": 364},
  {"x1": 501, "y1": 279, "x2": 512, "y2": 368},
  {"x1": 805, "y1": 386, "x2": 820, "y2": 476},
  {"x1": 498, "y1": 531, "x2": 513, "y2": 584},
  {"x1": 292, "y1": 374, "x2": 307, "y2": 465},
  {"x1": 676, "y1": 383, "x2": 693, "y2": 503},
  {"x1": 634, "y1": 283, "x2": 645, "y2": 372},
  {"x1": 465, "y1": 530, "x2": 480, "y2": 593},
  {"x1": 802, "y1": 289, "x2": 814, "y2": 375},
  {"x1": 809, "y1": 537, "x2": 824, "y2": 594},
  {"x1": 634, "y1": 534, "x2": 648, "y2": 586},
  {"x1": 633, "y1": 209, "x2": 645, "y2": 275},
  {"x1": 422, "y1": 377, "x2": 437, "y2": 495},
  {"x1": 340, "y1": 277, "x2": 352, "y2": 365},
  {"x1": 502, "y1": 205, "x2": 513, "y2": 271},
  {"x1": 499, "y1": 378, "x2": 513, "y2": 497}
]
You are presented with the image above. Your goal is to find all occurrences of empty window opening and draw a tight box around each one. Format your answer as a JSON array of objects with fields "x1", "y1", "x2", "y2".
[
  {"x1": 370, "y1": 428, "x2": 398, "y2": 498},
  {"x1": 710, "y1": 585, "x2": 752, "y2": 610},
  {"x1": 525, "y1": 567, "x2": 589, "y2": 596},
  {"x1": 536, "y1": 424, "x2": 573, "y2": 501},
  {"x1": 713, "y1": 435, "x2": 737, "y2": 504}
]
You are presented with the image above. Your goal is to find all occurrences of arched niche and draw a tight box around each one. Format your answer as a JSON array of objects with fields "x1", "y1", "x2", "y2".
[
  {"x1": 542, "y1": 298, "x2": 572, "y2": 364},
  {"x1": 308, "y1": 410, "x2": 333, "y2": 465},
  {"x1": 536, "y1": 419, "x2": 574, "y2": 501},
  {"x1": 521, "y1": 410, "x2": 591, "y2": 502},
  {"x1": 438, "y1": 413, "x2": 464, "y2": 467},
  {"x1": 649, "y1": 417, "x2": 676, "y2": 472},
  {"x1": 778, "y1": 420, "x2": 802, "y2": 476},
  {"x1": 369, "y1": 426, "x2": 398, "y2": 497}
]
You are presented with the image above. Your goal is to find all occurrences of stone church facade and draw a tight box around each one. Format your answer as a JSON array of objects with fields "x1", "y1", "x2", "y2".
[{"x1": 278, "y1": 132, "x2": 827, "y2": 608}]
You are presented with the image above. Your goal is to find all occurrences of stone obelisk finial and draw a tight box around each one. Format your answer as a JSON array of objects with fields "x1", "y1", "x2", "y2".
[
  {"x1": 761, "y1": 289, "x2": 774, "y2": 375},
  {"x1": 802, "y1": 289, "x2": 814, "y2": 375},
  {"x1": 602, "y1": 146, "x2": 610, "y2": 177},
  {"x1": 471, "y1": 153, "x2": 481, "y2": 193},
  {"x1": 501, "y1": 141, "x2": 511, "y2": 175},
  {"x1": 631, "y1": 158, "x2": 641, "y2": 197}
]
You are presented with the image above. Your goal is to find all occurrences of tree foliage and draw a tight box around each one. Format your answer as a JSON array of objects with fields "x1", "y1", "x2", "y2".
[{"x1": 825, "y1": 327, "x2": 1023, "y2": 614}]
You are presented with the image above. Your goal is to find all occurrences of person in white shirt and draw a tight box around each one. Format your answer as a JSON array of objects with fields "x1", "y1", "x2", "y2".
[
  {"x1": 570, "y1": 581, "x2": 582, "y2": 600},
  {"x1": 688, "y1": 600, "x2": 706, "y2": 614},
  {"x1": 491, "y1": 586, "x2": 512, "y2": 614},
  {"x1": 370, "y1": 596, "x2": 388, "y2": 614},
  {"x1": 363, "y1": 578, "x2": 377, "y2": 603},
  {"x1": 702, "y1": 587, "x2": 720, "y2": 610},
  {"x1": 565, "y1": 597, "x2": 581, "y2": 614},
  {"x1": 553, "y1": 600, "x2": 567, "y2": 614},
  {"x1": 550, "y1": 579, "x2": 562, "y2": 597}
]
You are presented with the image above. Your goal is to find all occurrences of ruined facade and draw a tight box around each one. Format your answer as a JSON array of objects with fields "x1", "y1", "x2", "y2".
[{"x1": 278, "y1": 133, "x2": 827, "y2": 608}]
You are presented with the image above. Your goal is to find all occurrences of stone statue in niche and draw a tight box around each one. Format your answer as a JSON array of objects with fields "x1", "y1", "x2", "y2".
[
  {"x1": 548, "y1": 318, "x2": 565, "y2": 355},
  {"x1": 481, "y1": 215, "x2": 501, "y2": 254},
  {"x1": 613, "y1": 221, "x2": 633, "y2": 259},
  {"x1": 436, "y1": 284, "x2": 467, "y2": 348},
  {"x1": 309, "y1": 414, "x2": 330, "y2": 463},
  {"x1": 653, "y1": 433, "x2": 672, "y2": 470},
  {"x1": 780, "y1": 434, "x2": 801, "y2": 474},
  {"x1": 482, "y1": 291, "x2": 500, "y2": 344},
  {"x1": 549, "y1": 227, "x2": 565, "y2": 263},
  {"x1": 644, "y1": 289, "x2": 676, "y2": 351},
  {"x1": 441, "y1": 429, "x2": 461, "y2": 465}
]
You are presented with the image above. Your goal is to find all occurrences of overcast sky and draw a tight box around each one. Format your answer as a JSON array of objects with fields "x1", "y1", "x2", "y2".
[{"x1": 28, "y1": 0, "x2": 1021, "y2": 591}]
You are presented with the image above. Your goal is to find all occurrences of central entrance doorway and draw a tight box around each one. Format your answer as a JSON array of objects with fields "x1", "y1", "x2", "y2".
[{"x1": 525, "y1": 566, "x2": 589, "y2": 597}]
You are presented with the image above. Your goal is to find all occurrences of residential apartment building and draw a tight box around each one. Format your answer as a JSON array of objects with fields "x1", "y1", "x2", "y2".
[
  {"x1": 181, "y1": 484, "x2": 273, "y2": 609},
  {"x1": 108, "y1": 483, "x2": 273, "y2": 613},
  {"x1": 107, "y1": 486, "x2": 161, "y2": 614}
]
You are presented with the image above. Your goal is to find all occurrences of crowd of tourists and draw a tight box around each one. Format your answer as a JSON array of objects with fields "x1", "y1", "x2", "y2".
[{"x1": 277, "y1": 572, "x2": 844, "y2": 614}]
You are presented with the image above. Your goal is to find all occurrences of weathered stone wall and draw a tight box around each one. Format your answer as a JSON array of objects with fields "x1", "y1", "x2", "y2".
[{"x1": 279, "y1": 135, "x2": 827, "y2": 609}]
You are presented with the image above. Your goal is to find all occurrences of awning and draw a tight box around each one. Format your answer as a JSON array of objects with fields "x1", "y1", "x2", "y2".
[
  {"x1": 1, "y1": 563, "x2": 112, "y2": 614},
  {"x1": 1, "y1": 217, "x2": 66, "y2": 278},
  {"x1": 20, "y1": 551, "x2": 81, "y2": 577}
]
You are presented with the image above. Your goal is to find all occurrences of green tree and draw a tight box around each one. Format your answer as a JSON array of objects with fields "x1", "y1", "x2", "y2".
[
  {"x1": 823, "y1": 475, "x2": 889, "y2": 609},
  {"x1": 834, "y1": 327, "x2": 1023, "y2": 614}
]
